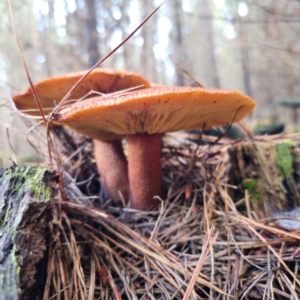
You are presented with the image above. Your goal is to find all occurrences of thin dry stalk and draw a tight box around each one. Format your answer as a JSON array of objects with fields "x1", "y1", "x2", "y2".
[{"x1": 183, "y1": 226, "x2": 218, "y2": 300}]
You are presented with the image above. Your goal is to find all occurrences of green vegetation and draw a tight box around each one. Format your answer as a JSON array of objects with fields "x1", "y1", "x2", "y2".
[
  {"x1": 242, "y1": 179, "x2": 263, "y2": 202},
  {"x1": 2, "y1": 167, "x2": 52, "y2": 202},
  {"x1": 277, "y1": 142, "x2": 293, "y2": 179}
]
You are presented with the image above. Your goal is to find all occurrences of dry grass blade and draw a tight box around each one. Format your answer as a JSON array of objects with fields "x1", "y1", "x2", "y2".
[
  {"x1": 237, "y1": 214, "x2": 300, "y2": 241},
  {"x1": 183, "y1": 226, "x2": 218, "y2": 300},
  {"x1": 87, "y1": 255, "x2": 96, "y2": 300},
  {"x1": 179, "y1": 68, "x2": 204, "y2": 87},
  {"x1": 8, "y1": 0, "x2": 46, "y2": 122}
]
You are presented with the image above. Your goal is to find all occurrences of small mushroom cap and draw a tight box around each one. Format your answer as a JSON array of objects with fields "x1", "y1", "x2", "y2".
[
  {"x1": 12, "y1": 68, "x2": 151, "y2": 116},
  {"x1": 53, "y1": 86, "x2": 256, "y2": 137},
  {"x1": 12, "y1": 68, "x2": 151, "y2": 142}
]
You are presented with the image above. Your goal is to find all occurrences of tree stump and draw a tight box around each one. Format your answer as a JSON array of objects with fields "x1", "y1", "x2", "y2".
[
  {"x1": 228, "y1": 141, "x2": 300, "y2": 219},
  {"x1": 0, "y1": 166, "x2": 59, "y2": 300}
]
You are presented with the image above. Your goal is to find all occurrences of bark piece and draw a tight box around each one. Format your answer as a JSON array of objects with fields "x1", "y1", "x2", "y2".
[
  {"x1": 0, "y1": 166, "x2": 58, "y2": 300},
  {"x1": 228, "y1": 141, "x2": 300, "y2": 219}
]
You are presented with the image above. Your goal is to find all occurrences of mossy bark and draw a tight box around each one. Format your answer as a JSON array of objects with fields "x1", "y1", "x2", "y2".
[
  {"x1": 0, "y1": 166, "x2": 59, "y2": 300},
  {"x1": 228, "y1": 141, "x2": 300, "y2": 219}
]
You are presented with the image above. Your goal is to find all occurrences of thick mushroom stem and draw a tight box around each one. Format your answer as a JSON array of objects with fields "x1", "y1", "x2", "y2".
[
  {"x1": 94, "y1": 139, "x2": 130, "y2": 205},
  {"x1": 127, "y1": 133, "x2": 164, "y2": 210}
]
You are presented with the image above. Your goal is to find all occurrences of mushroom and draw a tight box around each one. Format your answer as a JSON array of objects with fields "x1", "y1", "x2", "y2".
[
  {"x1": 53, "y1": 86, "x2": 256, "y2": 210},
  {"x1": 12, "y1": 68, "x2": 151, "y2": 205},
  {"x1": 13, "y1": 68, "x2": 151, "y2": 115}
]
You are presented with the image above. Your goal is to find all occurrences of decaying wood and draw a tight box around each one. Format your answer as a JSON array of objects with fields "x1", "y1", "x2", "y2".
[
  {"x1": 228, "y1": 141, "x2": 300, "y2": 219},
  {"x1": 0, "y1": 166, "x2": 59, "y2": 300}
]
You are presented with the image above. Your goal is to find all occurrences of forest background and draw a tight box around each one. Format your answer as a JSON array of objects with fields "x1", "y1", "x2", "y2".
[{"x1": 1, "y1": 0, "x2": 300, "y2": 166}]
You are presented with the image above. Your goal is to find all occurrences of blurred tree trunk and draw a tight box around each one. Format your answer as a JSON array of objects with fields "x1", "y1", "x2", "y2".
[
  {"x1": 123, "y1": 2, "x2": 130, "y2": 64},
  {"x1": 202, "y1": 0, "x2": 220, "y2": 88},
  {"x1": 264, "y1": 4, "x2": 280, "y2": 122},
  {"x1": 140, "y1": 2, "x2": 158, "y2": 83},
  {"x1": 84, "y1": 0, "x2": 100, "y2": 68},
  {"x1": 117, "y1": 0, "x2": 130, "y2": 70},
  {"x1": 41, "y1": 0, "x2": 53, "y2": 77},
  {"x1": 172, "y1": 0, "x2": 185, "y2": 86},
  {"x1": 237, "y1": 17, "x2": 252, "y2": 97}
]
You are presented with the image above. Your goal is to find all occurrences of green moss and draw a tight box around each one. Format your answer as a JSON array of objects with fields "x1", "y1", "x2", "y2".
[
  {"x1": 250, "y1": 191, "x2": 263, "y2": 202},
  {"x1": 16, "y1": 266, "x2": 21, "y2": 275},
  {"x1": 4, "y1": 209, "x2": 9, "y2": 222},
  {"x1": 10, "y1": 246, "x2": 18, "y2": 265},
  {"x1": 3, "y1": 167, "x2": 51, "y2": 202},
  {"x1": 242, "y1": 179, "x2": 257, "y2": 194},
  {"x1": 277, "y1": 142, "x2": 293, "y2": 179},
  {"x1": 242, "y1": 179, "x2": 263, "y2": 202},
  {"x1": 28, "y1": 168, "x2": 52, "y2": 201}
]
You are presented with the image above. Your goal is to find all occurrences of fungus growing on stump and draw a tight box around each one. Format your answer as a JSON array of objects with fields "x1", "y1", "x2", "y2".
[
  {"x1": 12, "y1": 68, "x2": 151, "y2": 205},
  {"x1": 53, "y1": 86, "x2": 256, "y2": 210}
]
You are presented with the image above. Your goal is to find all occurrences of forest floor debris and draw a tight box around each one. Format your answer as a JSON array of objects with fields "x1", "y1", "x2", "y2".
[{"x1": 37, "y1": 128, "x2": 300, "y2": 299}]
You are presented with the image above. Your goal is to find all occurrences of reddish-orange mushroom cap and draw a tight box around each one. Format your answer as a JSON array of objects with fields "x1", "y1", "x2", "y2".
[
  {"x1": 53, "y1": 86, "x2": 256, "y2": 134},
  {"x1": 12, "y1": 68, "x2": 151, "y2": 117}
]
